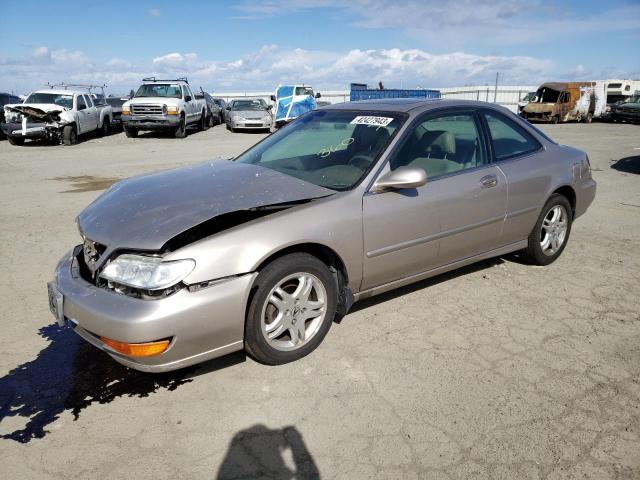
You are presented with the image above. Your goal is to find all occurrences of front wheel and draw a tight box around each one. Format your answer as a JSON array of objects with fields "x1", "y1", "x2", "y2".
[
  {"x1": 521, "y1": 194, "x2": 572, "y2": 265},
  {"x1": 244, "y1": 253, "x2": 338, "y2": 365},
  {"x1": 124, "y1": 127, "x2": 138, "y2": 138},
  {"x1": 175, "y1": 115, "x2": 186, "y2": 138},
  {"x1": 63, "y1": 125, "x2": 77, "y2": 145},
  {"x1": 7, "y1": 136, "x2": 25, "y2": 146}
]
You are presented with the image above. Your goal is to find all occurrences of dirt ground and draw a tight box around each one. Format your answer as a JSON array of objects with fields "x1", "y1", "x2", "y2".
[{"x1": 0, "y1": 122, "x2": 638, "y2": 479}]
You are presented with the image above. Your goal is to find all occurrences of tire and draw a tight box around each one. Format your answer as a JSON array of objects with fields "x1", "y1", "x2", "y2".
[
  {"x1": 200, "y1": 110, "x2": 209, "y2": 131},
  {"x1": 521, "y1": 194, "x2": 573, "y2": 266},
  {"x1": 7, "y1": 136, "x2": 25, "y2": 146},
  {"x1": 244, "y1": 253, "x2": 338, "y2": 365},
  {"x1": 208, "y1": 112, "x2": 215, "y2": 128},
  {"x1": 584, "y1": 113, "x2": 593, "y2": 124},
  {"x1": 124, "y1": 127, "x2": 138, "y2": 138},
  {"x1": 175, "y1": 115, "x2": 186, "y2": 138},
  {"x1": 551, "y1": 115, "x2": 559, "y2": 124},
  {"x1": 100, "y1": 118, "x2": 110, "y2": 136},
  {"x1": 63, "y1": 125, "x2": 77, "y2": 146}
]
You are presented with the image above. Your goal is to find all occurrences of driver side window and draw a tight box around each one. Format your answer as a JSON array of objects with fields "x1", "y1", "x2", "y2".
[
  {"x1": 76, "y1": 95, "x2": 86, "y2": 111},
  {"x1": 389, "y1": 112, "x2": 485, "y2": 179}
]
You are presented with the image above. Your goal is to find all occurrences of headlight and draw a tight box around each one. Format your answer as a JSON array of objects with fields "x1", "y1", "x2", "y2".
[
  {"x1": 122, "y1": 105, "x2": 131, "y2": 115},
  {"x1": 166, "y1": 106, "x2": 179, "y2": 115},
  {"x1": 100, "y1": 254, "x2": 195, "y2": 290}
]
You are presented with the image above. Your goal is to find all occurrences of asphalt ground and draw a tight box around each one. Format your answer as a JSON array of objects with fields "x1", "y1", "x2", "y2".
[{"x1": 1, "y1": 121, "x2": 639, "y2": 479}]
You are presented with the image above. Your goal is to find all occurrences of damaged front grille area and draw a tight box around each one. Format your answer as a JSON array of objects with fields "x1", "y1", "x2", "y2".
[{"x1": 75, "y1": 246, "x2": 182, "y2": 300}]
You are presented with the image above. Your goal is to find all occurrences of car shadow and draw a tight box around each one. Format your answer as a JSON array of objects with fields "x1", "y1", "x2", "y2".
[
  {"x1": 0, "y1": 323, "x2": 245, "y2": 443},
  {"x1": 216, "y1": 425, "x2": 320, "y2": 480},
  {"x1": 349, "y1": 257, "x2": 506, "y2": 314},
  {"x1": 611, "y1": 155, "x2": 640, "y2": 175}
]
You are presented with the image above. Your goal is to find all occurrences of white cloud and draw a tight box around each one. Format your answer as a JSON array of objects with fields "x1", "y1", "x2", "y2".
[
  {"x1": 153, "y1": 52, "x2": 198, "y2": 70},
  {"x1": 149, "y1": 8, "x2": 161, "y2": 17},
  {"x1": 1, "y1": 43, "x2": 637, "y2": 96}
]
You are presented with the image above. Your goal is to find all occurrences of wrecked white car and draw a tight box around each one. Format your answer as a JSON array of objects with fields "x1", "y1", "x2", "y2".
[{"x1": 1, "y1": 88, "x2": 113, "y2": 146}]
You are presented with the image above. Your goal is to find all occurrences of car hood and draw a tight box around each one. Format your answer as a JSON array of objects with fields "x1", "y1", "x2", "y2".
[
  {"x1": 126, "y1": 97, "x2": 182, "y2": 106},
  {"x1": 77, "y1": 160, "x2": 334, "y2": 253},
  {"x1": 523, "y1": 103, "x2": 555, "y2": 113},
  {"x1": 618, "y1": 102, "x2": 640, "y2": 111},
  {"x1": 231, "y1": 109, "x2": 270, "y2": 117},
  {"x1": 4, "y1": 103, "x2": 68, "y2": 121}
]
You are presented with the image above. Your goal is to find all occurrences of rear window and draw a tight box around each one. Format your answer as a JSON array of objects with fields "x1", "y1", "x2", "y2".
[{"x1": 484, "y1": 111, "x2": 541, "y2": 161}]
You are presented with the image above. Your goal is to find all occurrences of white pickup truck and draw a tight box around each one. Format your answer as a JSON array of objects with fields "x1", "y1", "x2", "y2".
[
  {"x1": 121, "y1": 77, "x2": 208, "y2": 138},
  {"x1": 1, "y1": 85, "x2": 113, "y2": 146}
]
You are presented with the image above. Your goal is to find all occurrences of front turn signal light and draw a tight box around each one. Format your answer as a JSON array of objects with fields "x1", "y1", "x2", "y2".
[{"x1": 100, "y1": 337, "x2": 170, "y2": 357}]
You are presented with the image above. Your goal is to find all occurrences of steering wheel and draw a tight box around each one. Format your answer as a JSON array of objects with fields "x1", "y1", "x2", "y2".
[{"x1": 347, "y1": 154, "x2": 374, "y2": 171}]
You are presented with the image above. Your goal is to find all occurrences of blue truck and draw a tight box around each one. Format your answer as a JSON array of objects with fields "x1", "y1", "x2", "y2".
[{"x1": 350, "y1": 83, "x2": 440, "y2": 102}]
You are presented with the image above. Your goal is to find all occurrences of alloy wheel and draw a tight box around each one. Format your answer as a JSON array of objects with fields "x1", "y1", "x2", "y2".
[
  {"x1": 260, "y1": 273, "x2": 327, "y2": 351},
  {"x1": 540, "y1": 205, "x2": 568, "y2": 256}
]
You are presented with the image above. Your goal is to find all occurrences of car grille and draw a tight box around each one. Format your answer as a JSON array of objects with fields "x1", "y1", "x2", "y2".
[
  {"x1": 131, "y1": 104, "x2": 164, "y2": 115},
  {"x1": 82, "y1": 238, "x2": 107, "y2": 275}
]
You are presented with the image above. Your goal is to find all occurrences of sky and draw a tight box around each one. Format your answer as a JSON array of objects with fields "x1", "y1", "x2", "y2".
[{"x1": 0, "y1": 0, "x2": 639, "y2": 95}]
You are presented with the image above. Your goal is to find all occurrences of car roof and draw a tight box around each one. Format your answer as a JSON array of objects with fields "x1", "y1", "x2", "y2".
[
  {"x1": 31, "y1": 89, "x2": 85, "y2": 96},
  {"x1": 321, "y1": 98, "x2": 512, "y2": 115}
]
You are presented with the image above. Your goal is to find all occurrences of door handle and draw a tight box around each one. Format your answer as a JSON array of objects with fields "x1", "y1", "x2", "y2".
[{"x1": 480, "y1": 175, "x2": 498, "y2": 188}]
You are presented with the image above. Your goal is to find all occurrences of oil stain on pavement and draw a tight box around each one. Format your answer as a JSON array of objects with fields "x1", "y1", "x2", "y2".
[
  {"x1": 0, "y1": 323, "x2": 194, "y2": 443},
  {"x1": 50, "y1": 175, "x2": 121, "y2": 193}
]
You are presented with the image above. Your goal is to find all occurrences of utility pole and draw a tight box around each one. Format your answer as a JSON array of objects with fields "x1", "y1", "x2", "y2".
[{"x1": 493, "y1": 72, "x2": 499, "y2": 103}]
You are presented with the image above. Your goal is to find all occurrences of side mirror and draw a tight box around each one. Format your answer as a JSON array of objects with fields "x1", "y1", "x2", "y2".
[
  {"x1": 372, "y1": 167, "x2": 427, "y2": 192},
  {"x1": 315, "y1": 92, "x2": 321, "y2": 99},
  {"x1": 270, "y1": 95, "x2": 276, "y2": 102},
  {"x1": 185, "y1": 95, "x2": 192, "y2": 102}
]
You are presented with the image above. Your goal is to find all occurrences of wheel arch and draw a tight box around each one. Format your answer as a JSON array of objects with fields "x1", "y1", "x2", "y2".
[
  {"x1": 255, "y1": 242, "x2": 350, "y2": 287},
  {"x1": 551, "y1": 185, "x2": 576, "y2": 216},
  {"x1": 251, "y1": 242, "x2": 353, "y2": 318}
]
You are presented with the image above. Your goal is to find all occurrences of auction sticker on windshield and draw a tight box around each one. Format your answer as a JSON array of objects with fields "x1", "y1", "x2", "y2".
[{"x1": 350, "y1": 116, "x2": 394, "y2": 127}]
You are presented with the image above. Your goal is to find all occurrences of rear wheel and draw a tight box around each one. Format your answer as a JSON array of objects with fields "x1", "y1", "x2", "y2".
[
  {"x1": 551, "y1": 115, "x2": 560, "y2": 124},
  {"x1": 584, "y1": 113, "x2": 593, "y2": 124},
  {"x1": 100, "y1": 118, "x2": 110, "y2": 136},
  {"x1": 200, "y1": 110, "x2": 209, "y2": 131},
  {"x1": 521, "y1": 194, "x2": 572, "y2": 266},
  {"x1": 124, "y1": 127, "x2": 138, "y2": 138},
  {"x1": 7, "y1": 136, "x2": 25, "y2": 146},
  {"x1": 175, "y1": 115, "x2": 186, "y2": 138},
  {"x1": 63, "y1": 125, "x2": 77, "y2": 146},
  {"x1": 244, "y1": 253, "x2": 338, "y2": 365}
]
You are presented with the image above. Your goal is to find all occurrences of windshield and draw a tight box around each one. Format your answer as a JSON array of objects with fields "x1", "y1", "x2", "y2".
[
  {"x1": 522, "y1": 92, "x2": 536, "y2": 102},
  {"x1": 295, "y1": 87, "x2": 313, "y2": 96},
  {"x1": 24, "y1": 93, "x2": 73, "y2": 108},
  {"x1": 236, "y1": 110, "x2": 405, "y2": 190},
  {"x1": 232, "y1": 100, "x2": 266, "y2": 111},
  {"x1": 134, "y1": 84, "x2": 182, "y2": 98}
]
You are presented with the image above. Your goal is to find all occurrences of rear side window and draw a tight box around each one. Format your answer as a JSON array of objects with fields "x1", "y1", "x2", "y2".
[{"x1": 483, "y1": 111, "x2": 541, "y2": 161}]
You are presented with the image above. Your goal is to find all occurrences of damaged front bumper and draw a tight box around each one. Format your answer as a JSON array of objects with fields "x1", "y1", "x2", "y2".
[
  {"x1": 1, "y1": 120, "x2": 51, "y2": 139},
  {"x1": 49, "y1": 246, "x2": 256, "y2": 372},
  {"x1": 121, "y1": 114, "x2": 181, "y2": 130}
]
